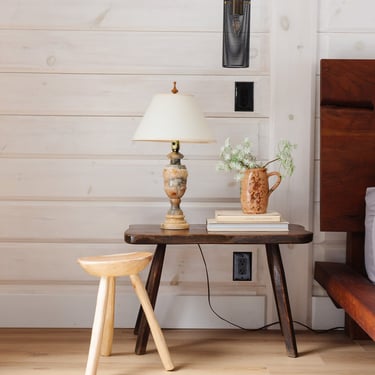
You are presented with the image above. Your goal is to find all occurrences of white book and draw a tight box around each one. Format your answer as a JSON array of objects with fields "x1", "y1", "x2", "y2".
[
  {"x1": 214, "y1": 210, "x2": 282, "y2": 223},
  {"x1": 206, "y1": 218, "x2": 289, "y2": 232}
]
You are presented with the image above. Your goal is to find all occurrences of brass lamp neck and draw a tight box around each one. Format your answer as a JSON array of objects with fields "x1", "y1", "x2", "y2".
[
  {"x1": 171, "y1": 140, "x2": 180, "y2": 153},
  {"x1": 168, "y1": 141, "x2": 184, "y2": 165}
]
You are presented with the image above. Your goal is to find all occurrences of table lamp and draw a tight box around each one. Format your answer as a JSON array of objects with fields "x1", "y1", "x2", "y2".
[{"x1": 133, "y1": 82, "x2": 214, "y2": 230}]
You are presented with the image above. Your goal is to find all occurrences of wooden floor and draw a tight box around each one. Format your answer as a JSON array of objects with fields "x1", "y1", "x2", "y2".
[{"x1": 0, "y1": 328, "x2": 374, "y2": 374}]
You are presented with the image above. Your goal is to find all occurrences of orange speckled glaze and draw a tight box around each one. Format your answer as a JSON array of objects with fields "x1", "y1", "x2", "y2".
[{"x1": 240, "y1": 168, "x2": 281, "y2": 214}]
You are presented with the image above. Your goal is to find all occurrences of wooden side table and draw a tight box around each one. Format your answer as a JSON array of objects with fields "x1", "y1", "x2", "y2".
[{"x1": 124, "y1": 224, "x2": 313, "y2": 358}]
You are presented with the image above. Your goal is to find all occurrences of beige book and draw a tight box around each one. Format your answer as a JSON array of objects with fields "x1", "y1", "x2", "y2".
[
  {"x1": 206, "y1": 218, "x2": 289, "y2": 232},
  {"x1": 215, "y1": 210, "x2": 281, "y2": 223}
]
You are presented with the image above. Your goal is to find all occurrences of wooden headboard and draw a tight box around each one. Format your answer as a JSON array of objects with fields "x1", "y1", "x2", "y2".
[{"x1": 320, "y1": 59, "x2": 375, "y2": 272}]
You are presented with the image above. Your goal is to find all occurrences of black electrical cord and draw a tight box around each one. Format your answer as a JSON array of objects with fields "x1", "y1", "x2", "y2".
[{"x1": 197, "y1": 244, "x2": 344, "y2": 334}]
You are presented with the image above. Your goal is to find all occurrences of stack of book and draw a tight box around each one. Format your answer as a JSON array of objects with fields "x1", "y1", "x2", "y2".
[{"x1": 206, "y1": 210, "x2": 289, "y2": 232}]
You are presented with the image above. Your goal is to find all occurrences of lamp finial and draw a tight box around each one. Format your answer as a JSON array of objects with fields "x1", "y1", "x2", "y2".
[{"x1": 171, "y1": 82, "x2": 178, "y2": 94}]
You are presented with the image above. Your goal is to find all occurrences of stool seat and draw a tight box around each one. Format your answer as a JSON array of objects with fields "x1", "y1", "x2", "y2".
[
  {"x1": 78, "y1": 252, "x2": 153, "y2": 277},
  {"x1": 78, "y1": 251, "x2": 174, "y2": 375}
]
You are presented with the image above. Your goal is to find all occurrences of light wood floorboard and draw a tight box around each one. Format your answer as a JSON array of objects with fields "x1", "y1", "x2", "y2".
[{"x1": 0, "y1": 328, "x2": 374, "y2": 374}]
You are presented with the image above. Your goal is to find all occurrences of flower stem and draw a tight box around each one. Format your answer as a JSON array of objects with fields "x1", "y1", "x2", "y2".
[{"x1": 262, "y1": 157, "x2": 279, "y2": 169}]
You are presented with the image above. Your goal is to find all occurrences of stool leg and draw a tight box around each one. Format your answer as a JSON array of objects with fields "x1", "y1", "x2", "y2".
[
  {"x1": 100, "y1": 276, "x2": 115, "y2": 356},
  {"x1": 130, "y1": 274, "x2": 174, "y2": 371},
  {"x1": 85, "y1": 276, "x2": 110, "y2": 375}
]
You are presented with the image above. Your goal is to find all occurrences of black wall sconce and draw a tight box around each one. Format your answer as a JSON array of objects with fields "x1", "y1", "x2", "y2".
[{"x1": 222, "y1": 0, "x2": 251, "y2": 68}]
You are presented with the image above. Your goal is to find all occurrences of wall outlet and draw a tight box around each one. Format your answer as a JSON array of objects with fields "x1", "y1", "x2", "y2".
[{"x1": 233, "y1": 252, "x2": 252, "y2": 281}]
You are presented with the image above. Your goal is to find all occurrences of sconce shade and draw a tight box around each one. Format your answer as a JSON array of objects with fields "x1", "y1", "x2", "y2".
[
  {"x1": 133, "y1": 92, "x2": 214, "y2": 143},
  {"x1": 222, "y1": 0, "x2": 251, "y2": 68}
]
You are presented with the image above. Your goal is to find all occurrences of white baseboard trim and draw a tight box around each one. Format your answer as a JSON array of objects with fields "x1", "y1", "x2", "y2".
[
  {"x1": 312, "y1": 296, "x2": 345, "y2": 330},
  {"x1": 0, "y1": 287, "x2": 265, "y2": 329}
]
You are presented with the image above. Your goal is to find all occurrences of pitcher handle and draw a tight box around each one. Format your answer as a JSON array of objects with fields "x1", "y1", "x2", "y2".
[{"x1": 267, "y1": 171, "x2": 282, "y2": 196}]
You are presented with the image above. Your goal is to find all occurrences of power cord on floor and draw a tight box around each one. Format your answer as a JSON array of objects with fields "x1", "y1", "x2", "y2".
[{"x1": 196, "y1": 244, "x2": 344, "y2": 334}]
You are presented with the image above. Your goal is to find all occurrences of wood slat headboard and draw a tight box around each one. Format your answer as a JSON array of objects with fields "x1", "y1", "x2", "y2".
[{"x1": 320, "y1": 59, "x2": 375, "y2": 233}]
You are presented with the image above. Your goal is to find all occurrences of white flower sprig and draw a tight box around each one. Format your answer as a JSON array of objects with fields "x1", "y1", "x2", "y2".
[{"x1": 216, "y1": 138, "x2": 296, "y2": 181}]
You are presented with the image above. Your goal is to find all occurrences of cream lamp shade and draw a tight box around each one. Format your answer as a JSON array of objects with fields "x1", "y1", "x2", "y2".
[
  {"x1": 133, "y1": 89, "x2": 214, "y2": 143},
  {"x1": 133, "y1": 82, "x2": 214, "y2": 230}
]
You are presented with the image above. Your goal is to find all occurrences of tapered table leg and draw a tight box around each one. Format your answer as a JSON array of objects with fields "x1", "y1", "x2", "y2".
[
  {"x1": 134, "y1": 244, "x2": 166, "y2": 355},
  {"x1": 265, "y1": 243, "x2": 298, "y2": 358}
]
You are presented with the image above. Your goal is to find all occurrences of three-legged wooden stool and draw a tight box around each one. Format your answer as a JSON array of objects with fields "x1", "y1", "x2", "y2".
[{"x1": 78, "y1": 252, "x2": 174, "y2": 375}]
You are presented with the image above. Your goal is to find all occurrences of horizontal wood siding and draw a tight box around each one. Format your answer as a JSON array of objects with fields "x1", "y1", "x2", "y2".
[
  {"x1": 0, "y1": 74, "x2": 269, "y2": 116},
  {"x1": 0, "y1": 116, "x2": 267, "y2": 156},
  {"x1": 0, "y1": 0, "x2": 270, "y2": 32},
  {"x1": 0, "y1": 0, "x2": 320, "y2": 328},
  {"x1": 0, "y1": 30, "x2": 270, "y2": 74},
  {"x1": 0, "y1": 0, "x2": 271, "y2": 311}
]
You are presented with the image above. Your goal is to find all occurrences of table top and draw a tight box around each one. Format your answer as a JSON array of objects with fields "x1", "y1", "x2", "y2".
[{"x1": 124, "y1": 224, "x2": 313, "y2": 245}]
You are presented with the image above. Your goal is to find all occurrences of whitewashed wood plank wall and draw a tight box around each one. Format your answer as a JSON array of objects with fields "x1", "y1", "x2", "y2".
[
  {"x1": 0, "y1": 0, "x2": 277, "y2": 328},
  {"x1": 4, "y1": 0, "x2": 371, "y2": 329}
]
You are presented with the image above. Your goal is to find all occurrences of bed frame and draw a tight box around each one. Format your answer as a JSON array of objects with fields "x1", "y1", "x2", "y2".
[{"x1": 314, "y1": 59, "x2": 375, "y2": 339}]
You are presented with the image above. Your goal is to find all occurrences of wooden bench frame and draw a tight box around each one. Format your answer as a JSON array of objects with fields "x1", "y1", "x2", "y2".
[{"x1": 315, "y1": 261, "x2": 375, "y2": 340}]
